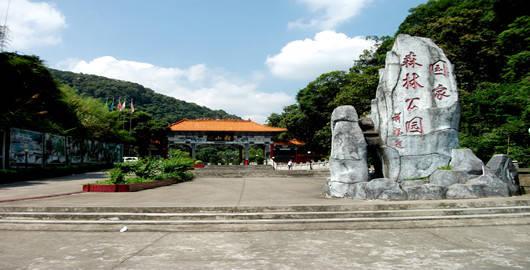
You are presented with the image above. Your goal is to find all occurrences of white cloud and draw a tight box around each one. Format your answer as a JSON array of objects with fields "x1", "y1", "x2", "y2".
[
  {"x1": 58, "y1": 56, "x2": 293, "y2": 123},
  {"x1": 289, "y1": 0, "x2": 371, "y2": 30},
  {"x1": 266, "y1": 31, "x2": 375, "y2": 80},
  {"x1": 0, "y1": 0, "x2": 66, "y2": 50}
]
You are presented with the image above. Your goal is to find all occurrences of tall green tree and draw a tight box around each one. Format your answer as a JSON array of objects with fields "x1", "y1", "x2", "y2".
[{"x1": 0, "y1": 53, "x2": 79, "y2": 134}]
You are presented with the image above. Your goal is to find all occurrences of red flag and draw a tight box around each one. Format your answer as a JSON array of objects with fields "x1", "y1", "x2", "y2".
[
  {"x1": 120, "y1": 97, "x2": 126, "y2": 111},
  {"x1": 117, "y1": 97, "x2": 122, "y2": 111}
]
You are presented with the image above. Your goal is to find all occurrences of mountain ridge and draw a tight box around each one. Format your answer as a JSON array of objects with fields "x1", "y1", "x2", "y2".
[{"x1": 49, "y1": 69, "x2": 239, "y2": 124}]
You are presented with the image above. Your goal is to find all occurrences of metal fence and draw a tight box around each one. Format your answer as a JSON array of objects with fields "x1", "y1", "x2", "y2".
[
  {"x1": 270, "y1": 159, "x2": 330, "y2": 171},
  {"x1": 0, "y1": 128, "x2": 123, "y2": 169}
]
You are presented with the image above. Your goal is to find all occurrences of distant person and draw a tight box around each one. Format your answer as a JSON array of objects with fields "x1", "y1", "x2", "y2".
[{"x1": 287, "y1": 160, "x2": 293, "y2": 170}]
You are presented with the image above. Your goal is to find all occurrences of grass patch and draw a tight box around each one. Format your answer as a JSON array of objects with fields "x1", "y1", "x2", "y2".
[
  {"x1": 437, "y1": 165, "x2": 452, "y2": 170},
  {"x1": 403, "y1": 176, "x2": 429, "y2": 181},
  {"x1": 95, "y1": 177, "x2": 154, "y2": 185}
]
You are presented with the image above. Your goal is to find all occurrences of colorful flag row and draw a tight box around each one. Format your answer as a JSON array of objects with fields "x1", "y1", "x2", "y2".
[{"x1": 105, "y1": 97, "x2": 135, "y2": 112}]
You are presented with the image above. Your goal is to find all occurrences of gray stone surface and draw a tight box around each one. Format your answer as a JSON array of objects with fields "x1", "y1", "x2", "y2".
[
  {"x1": 328, "y1": 105, "x2": 368, "y2": 197},
  {"x1": 446, "y1": 184, "x2": 481, "y2": 199},
  {"x1": 351, "y1": 182, "x2": 368, "y2": 200},
  {"x1": 486, "y1": 154, "x2": 520, "y2": 195},
  {"x1": 2, "y1": 226, "x2": 530, "y2": 270},
  {"x1": 450, "y1": 148, "x2": 484, "y2": 175},
  {"x1": 400, "y1": 180, "x2": 426, "y2": 188},
  {"x1": 365, "y1": 178, "x2": 407, "y2": 200},
  {"x1": 467, "y1": 174, "x2": 510, "y2": 197},
  {"x1": 428, "y1": 169, "x2": 472, "y2": 186},
  {"x1": 370, "y1": 34, "x2": 460, "y2": 180},
  {"x1": 403, "y1": 184, "x2": 446, "y2": 200}
]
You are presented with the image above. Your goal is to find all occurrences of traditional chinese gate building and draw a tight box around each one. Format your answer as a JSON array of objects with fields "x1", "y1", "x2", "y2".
[{"x1": 167, "y1": 119, "x2": 288, "y2": 165}]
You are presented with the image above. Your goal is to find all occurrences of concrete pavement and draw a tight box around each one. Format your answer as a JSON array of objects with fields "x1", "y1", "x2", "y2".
[
  {"x1": 2, "y1": 173, "x2": 530, "y2": 209},
  {"x1": 0, "y1": 171, "x2": 106, "y2": 203},
  {"x1": 0, "y1": 225, "x2": 529, "y2": 269},
  {"x1": 0, "y1": 175, "x2": 356, "y2": 207}
]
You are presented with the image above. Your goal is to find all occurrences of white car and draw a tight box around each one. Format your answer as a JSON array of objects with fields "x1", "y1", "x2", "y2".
[{"x1": 123, "y1": 156, "x2": 139, "y2": 163}]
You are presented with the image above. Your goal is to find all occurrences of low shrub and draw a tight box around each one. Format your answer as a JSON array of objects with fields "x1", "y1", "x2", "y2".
[
  {"x1": 114, "y1": 162, "x2": 137, "y2": 174},
  {"x1": 108, "y1": 168, "x2": 125, "y2": 184},
  {"x1": 161, "y1": 157, "x2": 194, "y2": 174},
  {"x1": 133, "y1": 158, "x2": 162, "y2": 179},
  {"x1": 106, "y1": 153, "x2": 195, "y2": 184}
]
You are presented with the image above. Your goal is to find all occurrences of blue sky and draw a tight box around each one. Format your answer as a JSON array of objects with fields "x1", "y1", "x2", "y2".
[{"x1": 1, "y1": 0, "x2": 426, "y2": 122}]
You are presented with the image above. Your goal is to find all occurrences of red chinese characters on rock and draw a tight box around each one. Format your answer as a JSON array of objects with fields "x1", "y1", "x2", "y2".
[
  {"x1": 401, "y1": 51, "x2": 423, "y2": 68},
  {"x1": 429, "y1": 60, "x2": 448, "y2": 77},
  {"x1": 405, "y1": 97, "x2": 420, "y2": 111},
  {"x1": 432, "y1": 84, "x2": 450, "y2": 100},
  {"x1": 393, "y1": 128, "x2": 402, "y2": 136},
  {"x1": 402, "y1": 73, "x2": 424, "y2": 89},
  {"x1": 405, "y1": 117, "x2": 424, "y2": 134},
  {"x1": 394, "y1": 139, "x2": 404, "y2": 149},
  {"x1": 392, "y1": 112, "x2": 401, "y2": 123}
]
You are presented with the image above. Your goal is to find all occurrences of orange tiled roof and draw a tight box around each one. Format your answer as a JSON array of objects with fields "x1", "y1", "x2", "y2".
[
  {"x1": 288, "y1": 138, "x2": 306, "y2": 146},
  {"x1": 169, "y1": 119, "x2": 287, "y2": 133},
  {"x1": 274, "y1": 138, "x2": 306, "y2": 146}
]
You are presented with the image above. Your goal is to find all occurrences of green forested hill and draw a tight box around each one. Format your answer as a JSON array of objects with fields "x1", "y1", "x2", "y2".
[{"x1": 49, "y1": 69, "x2": 238, "y2": 124}]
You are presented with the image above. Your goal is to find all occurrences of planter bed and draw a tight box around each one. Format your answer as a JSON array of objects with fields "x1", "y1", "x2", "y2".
[{"x1": 83, "y1": 180, "x2": 177, "y2": 192}]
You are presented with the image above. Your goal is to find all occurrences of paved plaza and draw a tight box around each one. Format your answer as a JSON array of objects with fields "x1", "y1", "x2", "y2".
[
  {"x1": 1, "y1": 172, "x2": 530, "y2": 269},
  {"x1": 2, "y1": 172, "x2": 527, "y2": 208},
  {"x1": 0, "y1": 171, "x2": 352, "y2": 207}
]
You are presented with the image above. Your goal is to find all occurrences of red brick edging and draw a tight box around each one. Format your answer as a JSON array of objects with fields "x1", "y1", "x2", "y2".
[{"x1": 82, "y1": 180, "x2": 177, "y2": 192}]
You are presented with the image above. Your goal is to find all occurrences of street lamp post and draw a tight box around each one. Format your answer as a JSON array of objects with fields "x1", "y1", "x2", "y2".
[{"x1": 307, "y1": 151, "x2": 312, "y2": 170}]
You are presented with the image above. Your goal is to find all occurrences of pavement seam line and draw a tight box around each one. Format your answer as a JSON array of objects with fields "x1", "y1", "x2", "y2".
[
  {"x1": 236, "y1": 178, "x2": 246, "y2": 206},
  {"x1": 111, "y1": 232, "x2": 169, "y2": 269},
  {"x1": 0, "y1": 192, "x2": 83, "y2": 203},
  {"x1": 426, "y1": 229, "x2": 471, "y2": 249}
]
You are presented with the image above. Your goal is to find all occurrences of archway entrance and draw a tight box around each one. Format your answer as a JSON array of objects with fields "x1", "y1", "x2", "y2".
[{"x1": 167, "y1": 119, "x2": 286, "y2": 165}]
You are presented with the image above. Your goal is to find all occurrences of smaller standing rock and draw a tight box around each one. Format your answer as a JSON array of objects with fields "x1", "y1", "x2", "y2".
[
  {"x1": 449, "y1": 148, "x2": 484, "y2": 175},
  {"x1": 327, "y1": 105, "x2": 369, "y2": 198},
  {"x1": 486, "y1": 154, "x2": 520, "y2": 195}
]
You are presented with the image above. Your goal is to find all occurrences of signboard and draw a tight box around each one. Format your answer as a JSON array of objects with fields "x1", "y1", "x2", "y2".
[
  {"x1": 207, "y1": 134, "x2": 234, "y2": 142},
  {"x1": 9, "y1": 128, "x2": 44, "y2": 166},
  {"x1": 112, "y1": 143, "x2": 123, "y2": 163},
  {"x1": 68, "y1": 137, "x2": 83, "y2": 164},
  {"x1": 45, "y1": 133, "x2": 66, "y2": 165}
]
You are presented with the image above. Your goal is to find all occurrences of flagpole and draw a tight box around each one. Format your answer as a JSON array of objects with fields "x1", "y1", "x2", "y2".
[{"x1": 129, "y1": 98, "x2": 134, "y2": 134}]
